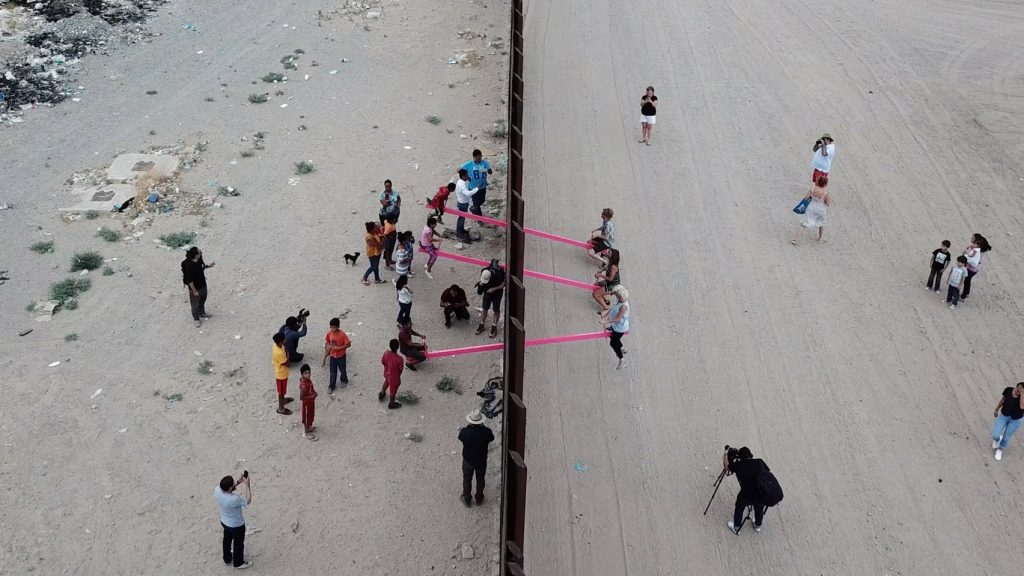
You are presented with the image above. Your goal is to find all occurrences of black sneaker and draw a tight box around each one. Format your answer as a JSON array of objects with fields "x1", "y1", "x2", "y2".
[
  {"x1": 387, "y1": 401, "x2": 402, "y2": 409},
  {"x1": 405, "y1": 363, "x2": 418, "y2": 372},
  {"x1": 461, "y1": 494, "x2": 472, "y2": 507},
  {"x1": 378, "y1": 391, "x2": 386, "y2": 402},
  {"x1": 475, "y1": 493, "x2": 484, "y2": 505}
]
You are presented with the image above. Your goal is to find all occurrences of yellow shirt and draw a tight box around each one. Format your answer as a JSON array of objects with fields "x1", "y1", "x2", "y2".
[{"x1": 273, "y1": 345, "x2": 289, "y2": 379}]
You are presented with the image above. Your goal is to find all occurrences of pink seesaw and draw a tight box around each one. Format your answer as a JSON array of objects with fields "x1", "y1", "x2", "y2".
[
  {"x1": 424, "y1": 330, "x2": 627, "y2": 359},
  {"x1": 419, "y1": 247, "x2": 598, "y2": 291},
  {"x1": 433, "y1": 205, "x2": 593, "y2": 249}
]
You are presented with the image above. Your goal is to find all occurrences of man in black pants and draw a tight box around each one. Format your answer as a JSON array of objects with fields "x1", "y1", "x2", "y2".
[
  {"x1": 458, "y1": 409, "x2": 494, "y2": 506},
  {"x1": 215, "y1": 473, "x2": 252, "y2": 569},
  {"x1": 723, "y1": 446, "x2": 768, "y2": 534},
  {"x1": 181, "y1": 246, "x2": 215, "y2": 328}
]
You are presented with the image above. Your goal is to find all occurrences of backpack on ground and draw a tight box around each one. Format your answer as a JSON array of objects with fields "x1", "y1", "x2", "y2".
[{"x1": 755, "y1": 466, "x2": 784, "y2": 507}]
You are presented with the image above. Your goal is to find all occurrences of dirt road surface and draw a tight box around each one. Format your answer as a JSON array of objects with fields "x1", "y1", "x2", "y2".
[
  {"x1": 521, "y1": 1, "x2": 1024, "y2": 574},
  {"x1": 0, "y1": 0, "x2": 507, "y2": 574}
]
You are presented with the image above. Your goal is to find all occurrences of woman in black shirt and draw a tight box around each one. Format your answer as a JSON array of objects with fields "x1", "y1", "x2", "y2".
[
  {"x1": 640, "y1": 86, "x2": 658, "y2": 145},
  {"x1": 992, "y1": 382, "x2": 1024, "y2": 461}
]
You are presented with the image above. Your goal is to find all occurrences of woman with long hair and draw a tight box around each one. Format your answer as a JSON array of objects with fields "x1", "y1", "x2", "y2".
[
  {"x1": 600, "y1": 285, "x2": 631, "y2": 371},
  {"x1": 792, "y1": 175, "x2": 831, "y2": 244},
  {"x1": 960, "y1": 233, "x2": 992, "y2": 301},
  {"x1": 592, "y1": 249, "x2": 621, "y2": 313}
]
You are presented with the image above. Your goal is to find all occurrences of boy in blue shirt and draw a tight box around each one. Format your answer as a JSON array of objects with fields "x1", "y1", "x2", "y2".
[{"x1": 461, "y1": 149, "x2": 492, "y2": 218}]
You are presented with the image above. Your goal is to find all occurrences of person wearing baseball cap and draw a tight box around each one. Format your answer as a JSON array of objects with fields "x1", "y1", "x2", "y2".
[
  {"x1": 810, "y1": 133, "x2": 835, "y2": 183},
  {"x1": 458, "y1": 409, "x2": 495, "y2": 507}
]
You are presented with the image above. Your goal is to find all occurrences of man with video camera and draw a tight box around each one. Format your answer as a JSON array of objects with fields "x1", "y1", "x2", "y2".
[
  {"x1": 279, "y1": 309, "x2": 310, "y2": 363},
  {"x1": 215, "y1": 471, "x2": 252, "y2": 569},
  {"x1": 723, "y1": 446, "x2": 781, "y2": 534}
]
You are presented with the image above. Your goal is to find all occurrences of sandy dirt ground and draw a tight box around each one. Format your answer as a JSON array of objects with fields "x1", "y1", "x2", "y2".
[
  {"x1": 521, "y1": 0, "x2": 1024, "y2": 575},
  {"x1": 0, "y1": 0, "x2": 509, "y2": 574}
]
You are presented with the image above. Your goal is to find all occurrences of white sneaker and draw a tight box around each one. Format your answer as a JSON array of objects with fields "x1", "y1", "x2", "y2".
[
  {"x1": 194, "y1": 319, "x2": 201, "y2": 327},
  {"x1": 727, "y1": 521, "x2": 739, "y2": 535},
  {"x1": 424, "y1": 267, "x2": 433, "y2": 279},
  {"x1": 934, "y1": 290, "x2": 941, "y2": 294},
  {"x1": 950, "y1": 304, "x2": 956, "y2": 309},
  {"x1": 753, "y1": 523, "x2": 762, "y2": 533},
  {"x1": 995, "y1": 449, "x2": 1003, "y2": 461},
  {"x1": 993, "y1": 439, "x2": 1001, "y2": 449},
  {"x1": 924, "y1": 286, "x2": 931, "y2": 291},
  {"x1": 616, "y1": 358, "x2": 628, "y2": 371},
  {"x1": 235, "y1": 562, "x2": 252, "y2": 570}
]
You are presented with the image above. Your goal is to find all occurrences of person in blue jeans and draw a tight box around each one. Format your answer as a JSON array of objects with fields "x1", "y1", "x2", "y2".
[
  {"x1": 992, "y1": 382, "x2": 1024, "y2": 461},
  {"x1": 461, "y1": 149, "x2": 492, "y2": 219},
  {"x1": 454, "y1": 168, "x2": 478, "y2": 242}
]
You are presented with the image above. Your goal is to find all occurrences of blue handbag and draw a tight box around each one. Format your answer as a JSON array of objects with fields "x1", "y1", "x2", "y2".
[{"x1": 793, "y1": 197, "x2": 810, "y2": 215}]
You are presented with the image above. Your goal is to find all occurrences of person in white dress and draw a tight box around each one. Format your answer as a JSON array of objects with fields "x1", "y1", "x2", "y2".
[{"x1": 792, "y1": 176, "x2": 831, "y2": 244}]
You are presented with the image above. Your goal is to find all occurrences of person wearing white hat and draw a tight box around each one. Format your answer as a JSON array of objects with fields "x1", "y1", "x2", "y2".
[{"x1": 458, "y1": 409, "x2": 495, "y2": 506}]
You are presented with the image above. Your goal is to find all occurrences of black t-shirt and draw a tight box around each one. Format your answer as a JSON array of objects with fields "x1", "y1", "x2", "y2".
[
  {"x1": 641, "y1": 95, "x2": 657, "y2": 116},
  {"x1": 931, "y1": 249, "x2": 950, "y2": 270},
  {"x1": 731, "y1": 458, "x2": 768, "y2": 497},
  {"x1": 459, "y1": 424, "x2": 495, "y2": 467},
  {"x1": 181, "y1": 258, "x2": 207, "y2": 289},
  {"x1": 1001, "y1": 387, "x2": 1024, "y2": 420}
]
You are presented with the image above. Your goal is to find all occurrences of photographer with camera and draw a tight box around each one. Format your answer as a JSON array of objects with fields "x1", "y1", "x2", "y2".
[
  {"x1": 215, "y1": 471, "x2": 252, "y2": 569},
  {"x1": 279, "y1": 309, "x2": 309, "y2": 363},
  {"x1": 722, "y1": 446, "x2": 781, "y2": 534}
]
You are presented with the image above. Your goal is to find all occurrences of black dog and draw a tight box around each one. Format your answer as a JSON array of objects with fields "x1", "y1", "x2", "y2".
[{"x1": 344, "y1": 252, "x2": 361, "y2": 266}]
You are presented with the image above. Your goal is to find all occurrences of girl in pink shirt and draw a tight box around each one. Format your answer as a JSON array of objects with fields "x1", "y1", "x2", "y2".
[{"x1": 420, "y1": 216, "x2": 442, "y2": 279}]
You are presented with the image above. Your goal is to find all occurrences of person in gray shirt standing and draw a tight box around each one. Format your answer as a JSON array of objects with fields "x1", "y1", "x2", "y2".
[{"x1": 215, "y1": 472, "x2": 252, "y2": 569}]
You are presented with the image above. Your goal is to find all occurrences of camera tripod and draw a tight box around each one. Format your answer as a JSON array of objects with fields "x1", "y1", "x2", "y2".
[{"x1": 703, "y1": 467, "x2": 728, "y2": 516}]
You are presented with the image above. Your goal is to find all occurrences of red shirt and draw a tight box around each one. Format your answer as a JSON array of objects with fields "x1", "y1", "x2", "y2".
[
  {"x1": 381, "y1": 350, "x2": 404, "y2": 382},
  {"x1": 299, "y1": 377, "x2": 317, "y2": 403},
  {"x1": 428, "y1": 186, "x2": 450, "y2": 209},
  {"x1": 325, "y1": 329, "x2": 351, "y2": 359}
]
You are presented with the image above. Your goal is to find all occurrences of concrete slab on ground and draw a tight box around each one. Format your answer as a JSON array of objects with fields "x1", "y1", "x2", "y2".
[
  {"x1": 59, "y1": 183, "x2": 135, "y2": 212},
  {"x1": 106, "y1": 153, "x2": 178, "y2": 181}
]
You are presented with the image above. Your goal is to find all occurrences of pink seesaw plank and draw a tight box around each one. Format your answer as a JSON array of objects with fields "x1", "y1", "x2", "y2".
[
  {"x1": 420, "y1": 248, "x2": 597, "y2": 291},
  {"x1": 434, "y1": 206, "x2": 593, "y2": 249},
  {"x1": 424, "y1": 330, "x2": 626, "y2": 359}
]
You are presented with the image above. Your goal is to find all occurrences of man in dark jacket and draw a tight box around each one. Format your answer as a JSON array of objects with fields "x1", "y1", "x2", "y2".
[
  {"x1": 724, "y1": 446, "x2": 768, "y2": 534},
  {"x1": 279, "y1": 316, "x2": 307, "y2": 363},
  {"x1": 458, "y1": 409, "x2": 494, "y2": 506},
  {"x1": 181, "y1": 246, "x2": 215, "y2": 327}
]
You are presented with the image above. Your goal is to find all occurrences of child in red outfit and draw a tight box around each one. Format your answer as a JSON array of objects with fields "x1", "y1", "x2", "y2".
[
  {"x1": 298, "y1": 364, "x2": 318, "y2": 441},
  {"x1": 378, "y1": 339, "x2": 405, "y2": 410},
  {"x1": 427, "y1": 183, "x2": 455, "y2": 224}
]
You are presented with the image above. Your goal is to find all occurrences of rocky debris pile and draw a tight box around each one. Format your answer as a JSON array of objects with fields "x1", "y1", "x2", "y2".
[
  {"x1": 0, "y1": 1, "x2": 161, "y2": 116},
  {"x1": 25, "y1": 13, "x2": 112, "y2": 55},
  {"x1": 62, "y1": 141, "x2": 211, "y2": 234},
  {"x1": 10, "y1": 0, "x2": 163, "y2": 24}
]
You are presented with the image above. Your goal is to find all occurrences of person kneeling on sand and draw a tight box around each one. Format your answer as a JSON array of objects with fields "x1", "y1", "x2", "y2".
[{"x1": 441, "y1": 284, "x2": 471, "y2": 328}]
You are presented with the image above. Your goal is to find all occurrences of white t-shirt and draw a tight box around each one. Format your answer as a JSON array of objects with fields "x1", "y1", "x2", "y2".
[
  {"x1": 397, "y1": 287, "x2": 413, "y2": 304},
  {"x1": 455, "y1": 179, "x2": 477, "y2": 205},
  {"x1": 811, "y1": 143, "x2": 835, "y2": 173}
]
